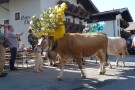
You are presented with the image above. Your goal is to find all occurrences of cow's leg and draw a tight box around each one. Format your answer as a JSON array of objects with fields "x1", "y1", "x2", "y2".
[
  {"x1": 121, "y1": 55, "x2": 125, "y2": 67},
  {"x1": 50, "y1": 59, "x2": 53, "y2": 66},
  {"x1": 96, "y1": 53, "x2": 104, "y2": 75},
  {"x1": 107, "y1": 59, "x2": 112, "y2": 68},
  {"x1": 116, "y1": 54, "x2": 120, "y2": 67},
  {"x1": 76, "y1": 58, "x2": 86, "y2": 79},
  {"x1": 101, "y1": 51, "x2": 106, "y2": 75},
  {"x1": 96, "y1": 49, "x2": 107, "y2": 75},
  {"x1": 57, "y1": 59, "x2": 65, "y2": 81},
  {"x1": 121, "y1": 45, "x2": 128, "y2": 67}
]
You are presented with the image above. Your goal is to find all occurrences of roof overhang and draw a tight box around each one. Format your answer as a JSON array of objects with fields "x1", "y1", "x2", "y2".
[
  {"x1": 89, "y1": 8, "x2": 133, "y2": 22},
  {"x1": 0, "y1": 0, "x2": 9, "y2": 4},
  {"x1": 125, "y1": 23, "x2": 135, "y2": 30},
  {"x1": 120, "y1": 19, "x2": 129, "y2": 29},
  {"x1": 77, "y1": 0, "x2": 99, "y2": 13}
]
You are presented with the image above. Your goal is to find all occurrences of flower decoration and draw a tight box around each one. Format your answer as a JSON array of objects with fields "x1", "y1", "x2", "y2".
[
  {"x1": 90, "y1": 21, "x2": 106, "y2": 32},
  {"x1": 29, "y1": 3, "x2": 66, "y2": 40}
]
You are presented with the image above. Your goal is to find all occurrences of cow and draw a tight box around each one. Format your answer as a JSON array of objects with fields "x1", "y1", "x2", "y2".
[
  {"x1": 107, "y1": 37, "x2": 128, "y2": 68},
  {"x1": 42, "y1": 33, "x2": 108, "y2": 80},
  {"x1": 40, "y1": 33, "x2": 108, "y2": 80}
]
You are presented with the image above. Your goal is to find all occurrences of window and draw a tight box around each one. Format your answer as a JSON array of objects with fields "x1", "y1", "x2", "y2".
[
  {"x1": 15, "y1": 12, "x2": 20, "y2": 20},
  {"x1": 66, "y1": 18, "x2": 70, "y2": 23},
  {"x1": 73, "y1": 19, "x2": 75, "y2": 23},
  {"x1": 4, "y1": 19, "x2": 9, "y2": 24},
  {"x1": 79, "y1": 21, "x2": 82, "y2": 24}
]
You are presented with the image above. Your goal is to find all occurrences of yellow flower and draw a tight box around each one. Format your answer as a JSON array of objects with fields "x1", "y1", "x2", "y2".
[
  {"x1": 32, "y1": 15, "x2": 36, "y2": 19},
  {"x1": 29, "y1": 2, "x2": 66, "y2": 40},
  {"x1": 54, "y1": 25, "x2": 65, "y2": 40},
  {"x1": 60, "y1": 3, "x2": 66, "y2": 10},
  {"x1": 55, "y1": 5, "x2": 59, "y2": 10}
]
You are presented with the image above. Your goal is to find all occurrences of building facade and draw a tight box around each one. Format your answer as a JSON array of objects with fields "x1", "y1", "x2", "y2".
[
  {"x1": 0, "y1": 0, "x2": 133, "y2": 47},
  {"x1": 0, "y1": 0, "x2": 98, "y2": 46},
  {"x1": 89, "y1": 8, "x2": 133, "y2": 37}
]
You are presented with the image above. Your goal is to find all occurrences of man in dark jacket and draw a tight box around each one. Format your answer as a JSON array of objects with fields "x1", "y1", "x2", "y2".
[{"x1": 28, "y1": 29, "x2": 38, "y2": 50}]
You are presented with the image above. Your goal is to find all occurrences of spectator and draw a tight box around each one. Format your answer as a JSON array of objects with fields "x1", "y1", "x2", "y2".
[
  {"x1": 16, "y1": 43, "x2": 26, "y2": 58},
  {"x1": 7, "y1": 25, "x2": 23, "y2": 71},
  {"x1": 0, "y1": 24, "x2": 8, "y2": 77},
  {"x1": 82, "y1": 23, "x2": 92, "y2": 33},
  {"x1": 19, "y1": 43, "x2": 26, "y2": 51},
  {"x1": 28, "y1": 29, "x2": 38, "y2": 50},
  {"x1": 131, "y1": 36, "x2": 135, "y2": 47}
]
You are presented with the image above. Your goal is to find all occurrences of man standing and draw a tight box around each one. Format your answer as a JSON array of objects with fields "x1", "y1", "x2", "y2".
[
  {"x1": 0, "y1": 24, "x2": 8, "y2": 77},
  {"x1": 7, "y1": 25, "x2": 23, "y2": 71}
]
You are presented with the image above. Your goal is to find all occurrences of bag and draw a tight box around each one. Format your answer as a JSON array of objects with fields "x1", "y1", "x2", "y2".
[{"x1": 3, "y1": 38, "x2": 11, "y2": 48}]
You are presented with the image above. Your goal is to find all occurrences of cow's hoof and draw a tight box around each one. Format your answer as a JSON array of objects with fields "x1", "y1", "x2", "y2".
[
  {"x1": 99, "y1": 72, "x2": 102, "y2": 75},
  {"x1": 99, "y1": 72, "x2": 105, "y2": 75},
  {"x1": 57, "y1": 77, "x2": 62, "y2": 81},
  {"x1": 81, "y1": 75, "x2": 86, "y2": 79},
  {"x1": 105, "y1": 63, "x2": 109, "y2": 66}
]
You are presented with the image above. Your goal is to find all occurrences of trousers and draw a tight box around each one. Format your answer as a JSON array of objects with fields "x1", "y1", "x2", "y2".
[
  {"x1": 10, "y1": 47, "x2": 17, "y2": 68},
  {"x1": 34, "y1": 52, "x2": 43, "y2": 71},
  {"x1": 0, "y1": 45, "x2": 5, "y2": 74}
]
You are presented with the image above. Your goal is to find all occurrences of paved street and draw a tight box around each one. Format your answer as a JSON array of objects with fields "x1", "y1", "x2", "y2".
[{"x1": 0, "y1": 55, "x2": 135, "y2": 90}]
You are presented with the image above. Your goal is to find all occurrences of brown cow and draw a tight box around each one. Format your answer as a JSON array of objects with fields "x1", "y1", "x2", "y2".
[
  {"x1": 107, "y1": 37, "x2": 128, "y2": 68},
  {"x1": 43, "y1": 33, "x2": 108, "y2": 80}
]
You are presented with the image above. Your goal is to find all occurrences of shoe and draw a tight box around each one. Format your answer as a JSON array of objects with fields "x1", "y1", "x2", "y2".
[
  {"x1": 0, "y1": 73, "x2": 8, "y2": 77},
  {"x1": 10, "y1": 67, "x2": 18, "y2": 71},
  {"x1": 39, "y1": 69, "x2": 44, "y2": 72}
]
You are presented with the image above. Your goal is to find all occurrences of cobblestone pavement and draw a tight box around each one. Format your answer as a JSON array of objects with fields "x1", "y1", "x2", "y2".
[{"x1": 0, "y1": 55, "x2": 135, "y2": 90}]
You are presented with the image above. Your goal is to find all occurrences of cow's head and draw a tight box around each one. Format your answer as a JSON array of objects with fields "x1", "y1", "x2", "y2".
[{"x1": 40, "y1": 35, "x2": 55, "y2": 52}]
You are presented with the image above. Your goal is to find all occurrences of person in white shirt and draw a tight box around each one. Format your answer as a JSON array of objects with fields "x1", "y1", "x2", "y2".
[{"x1": 7, "y1": 25, "x2": 23, "y2": 71}]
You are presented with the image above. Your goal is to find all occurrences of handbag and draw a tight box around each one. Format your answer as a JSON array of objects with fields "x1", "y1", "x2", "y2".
[{"x1": 3, "y1": 38, "x2": 11, "y2": 48}]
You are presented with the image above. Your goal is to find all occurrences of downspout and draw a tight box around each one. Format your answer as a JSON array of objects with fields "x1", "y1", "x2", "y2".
[
  {"x1": 111, "y1": 13, "x2": 115, "y2": 37},
  {"x1": 113, "y1": 19, "x2": 115, "y2": 36},
  {"x1": 111, "y1": 8, "x2": 115, "y2": 37},
  {"x1": 116, "y1": 14, "x2": 121, "y2": 37}
]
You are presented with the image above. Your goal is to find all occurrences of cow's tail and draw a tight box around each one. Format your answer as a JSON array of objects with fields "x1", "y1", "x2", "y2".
[
  {"x1": 105, "y1": 52, "x2": 108, "y2": 63},
  {"x1": 123, "y1": 38, "x2": 129, "y2": 55},
  {"x1": 105, "y1": 34, "x2": 108, "y2": 65},
  {"x1": 124, "y1": 45, "x2": 129, "y2": 55}
]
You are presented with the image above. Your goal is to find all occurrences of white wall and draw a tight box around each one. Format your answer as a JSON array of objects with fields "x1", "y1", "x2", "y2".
[
  {"x1": 103, "y1": 20, "x2": 116, "y2": 37},
  {"x1": 90, "y1": 20, "x2": 117, "y2": 37},
  {"x1": 0, "y1": 0, "x2": 88, "y2": 47},
  {"x1": 9, "y1": 0, "x2": 41, "y2": 47},
  {"x1": 0, "y1": 3, "x2": 9, "y2": 24}
]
